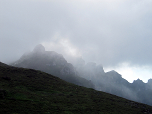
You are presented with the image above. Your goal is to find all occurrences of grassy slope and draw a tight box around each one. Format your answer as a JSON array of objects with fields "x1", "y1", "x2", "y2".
[{"x1": 0, "y1": 63, "x2": 152, "y2": 114}]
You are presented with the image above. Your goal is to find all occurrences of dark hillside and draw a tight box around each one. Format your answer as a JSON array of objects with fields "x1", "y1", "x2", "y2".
[
  {"x1": 0, "y1": 62, "x2": 8, "y2": 67},
  {"x1": 0, "y1": 62, "x2": 152, "y2": 113}
]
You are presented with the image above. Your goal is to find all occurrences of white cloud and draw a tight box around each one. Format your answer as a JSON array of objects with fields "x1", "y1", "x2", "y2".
[
  {"x1": 1, "y1": 0, "x2": 152, "y2": 82},
  {"x1": 42, "y1": 33, "x2": 82, "y2": 59}
]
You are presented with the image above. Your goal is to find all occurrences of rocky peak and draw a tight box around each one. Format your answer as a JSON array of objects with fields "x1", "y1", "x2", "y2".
[
  {"x1": 133, "y1": 79, "x2": 144, "y2": 84},
  {"x1": 106, "y1": 70, "x2": 121, "y2": 78},
  {"x1": 148, "y1": 79, "x2": 152, "y2": 83},
  {"x1": 96, "y1": 64, "x2": 105, "y2": 74},
  {"x1": 132, "y1": 79, "x2": 145, "y2": 89},
  {"x1": 147, "y1": 79, "x2": 152, "y2": 86},
  {"x1": 33, "y1": 44, "x2": 45, "y2": 53}
]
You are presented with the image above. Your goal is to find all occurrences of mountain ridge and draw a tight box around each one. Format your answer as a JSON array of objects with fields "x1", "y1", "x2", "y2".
[
  {"x1": 76, "y1": 61, "x2": 152, "y2": 105},
  {"x1": 12, "y1": 44, "x2": 94, "y2": 89},
  {"x1": 1, "y1": 61, "x2": 152, "y2": 113},
  {"x1": 11, "y1": 44, "x2": 152, "y2": 106}
]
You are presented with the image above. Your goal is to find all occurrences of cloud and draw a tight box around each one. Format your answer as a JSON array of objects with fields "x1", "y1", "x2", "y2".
[
  {"x1": 42, "y1": 33, "x2": 81, "y2": 58},
  {"x1": 1, "y1": 0, "x2": 152, "y2": 68}
]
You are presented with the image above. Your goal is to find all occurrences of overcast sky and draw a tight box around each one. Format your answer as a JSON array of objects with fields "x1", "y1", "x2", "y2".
[{"x1": 1, "y1": 0, "x2": 152, "y2": 82}]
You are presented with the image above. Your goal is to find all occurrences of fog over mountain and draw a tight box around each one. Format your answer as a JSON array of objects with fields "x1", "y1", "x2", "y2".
[
  {"x1": 1, "y1": 1, "x2": 152, "y2": 82},
  {"x1": 12, "y1": 44, "x2": 94, "y2": 88},
  {"x1": 11, "y1": 44, "x2": 152, "y2": 106}
]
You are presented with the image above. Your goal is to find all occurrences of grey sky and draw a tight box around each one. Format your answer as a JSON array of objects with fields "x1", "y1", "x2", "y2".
[{"x1": 1, "y1": 0, "x2": 152, "y2": 69}]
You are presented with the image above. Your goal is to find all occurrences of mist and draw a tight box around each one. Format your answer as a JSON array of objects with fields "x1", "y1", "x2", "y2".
[
  {"x1": 1, "y1": 0, "x2": 152, "y2": 103},
  {"x1": 10, "y1": 43, "x2": 152, "y2": 105},
  {"x1": 1, "y1": 0, "x2": 152, "y2": 65}
]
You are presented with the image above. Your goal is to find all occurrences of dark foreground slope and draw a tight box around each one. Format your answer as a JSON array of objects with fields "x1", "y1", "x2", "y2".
[{"x1": 0, "y1": 62, "x2": 152, "y2": 114}]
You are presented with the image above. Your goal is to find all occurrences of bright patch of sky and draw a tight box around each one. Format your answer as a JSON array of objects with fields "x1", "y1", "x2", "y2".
[{"x1": 104, "y1": 62, "x2": 152, "y2": 83}]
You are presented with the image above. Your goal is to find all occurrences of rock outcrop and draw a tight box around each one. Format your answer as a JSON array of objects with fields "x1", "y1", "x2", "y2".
[{"x1": 12, "y1": 44, "x2": 94, "y2": 88}]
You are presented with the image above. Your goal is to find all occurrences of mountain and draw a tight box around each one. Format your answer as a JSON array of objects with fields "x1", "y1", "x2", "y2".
[
  {"x1": 11, "y1": 44, "x2": 152, "y2": 106},
  {"x1": 1, "y1": 62, "x2": 152, "y2": 113},
  {"x1": 76, "y1": 62, "x2": 152, "y2": 106},
  {"x1": 11, "y1": 44, "x2": 94, "y2": 88},
  {"x1": 77, "y1": 63, "x2": 133, "y2": 98}
]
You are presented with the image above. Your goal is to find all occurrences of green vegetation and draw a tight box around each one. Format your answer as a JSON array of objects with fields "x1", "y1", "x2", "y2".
[{"x1": 0, "y1": 63, "x2": 152, "y2": 114}]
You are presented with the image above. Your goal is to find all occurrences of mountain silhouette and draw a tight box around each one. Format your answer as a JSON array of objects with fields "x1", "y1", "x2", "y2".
[
  {"x1": 76, "y1": 63, "x2": 152, "y2": 106},
  {"x1": 11, "y1": 44, "x2": 152, "y2": 106},
  {"x1": 12, "y1": 44, "x2": 94, "y2": 88}
]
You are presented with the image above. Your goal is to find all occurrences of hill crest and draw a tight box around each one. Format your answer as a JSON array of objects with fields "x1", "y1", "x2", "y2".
[{"x1": 1, "y1": 62, "x2": 152, "y2": 113}]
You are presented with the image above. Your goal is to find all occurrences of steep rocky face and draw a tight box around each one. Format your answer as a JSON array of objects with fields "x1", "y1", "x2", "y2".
[
  {"x1": 148, "y1": 79, "x2": 152, "y2": 88},
  {"x1": 11, "y1": 44, "x2": 94, "y2": 88},
  {"x1": 105, "y1": 70, "x2": 127, "y2": 85},
  {"x1": 76, "y1": 62, "x2": 106, "y2": 90},
  {"x1": 132, "y1": 79, "x2": 145, "y2": 91},
  {"x1": 95, "y1": 65, "x2": 105, "y2": 76},
  {"x1": 77, "y1": 62, "x2": 105, "y2": 80}
]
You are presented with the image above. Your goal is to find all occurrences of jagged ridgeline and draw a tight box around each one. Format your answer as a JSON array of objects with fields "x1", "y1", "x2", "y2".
[
  {"x1": 76, "y1": 62, "x2": 152, "y2": 106},
  {"x1": 1, "y1": 62, "x2": 152, "y2": 113},
  {"x1": 12, "y1": 44, "x2": 94, "y2": 89},
  {"x1": 11, "y1": 44, "x2": 152, "y2": 106}
]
